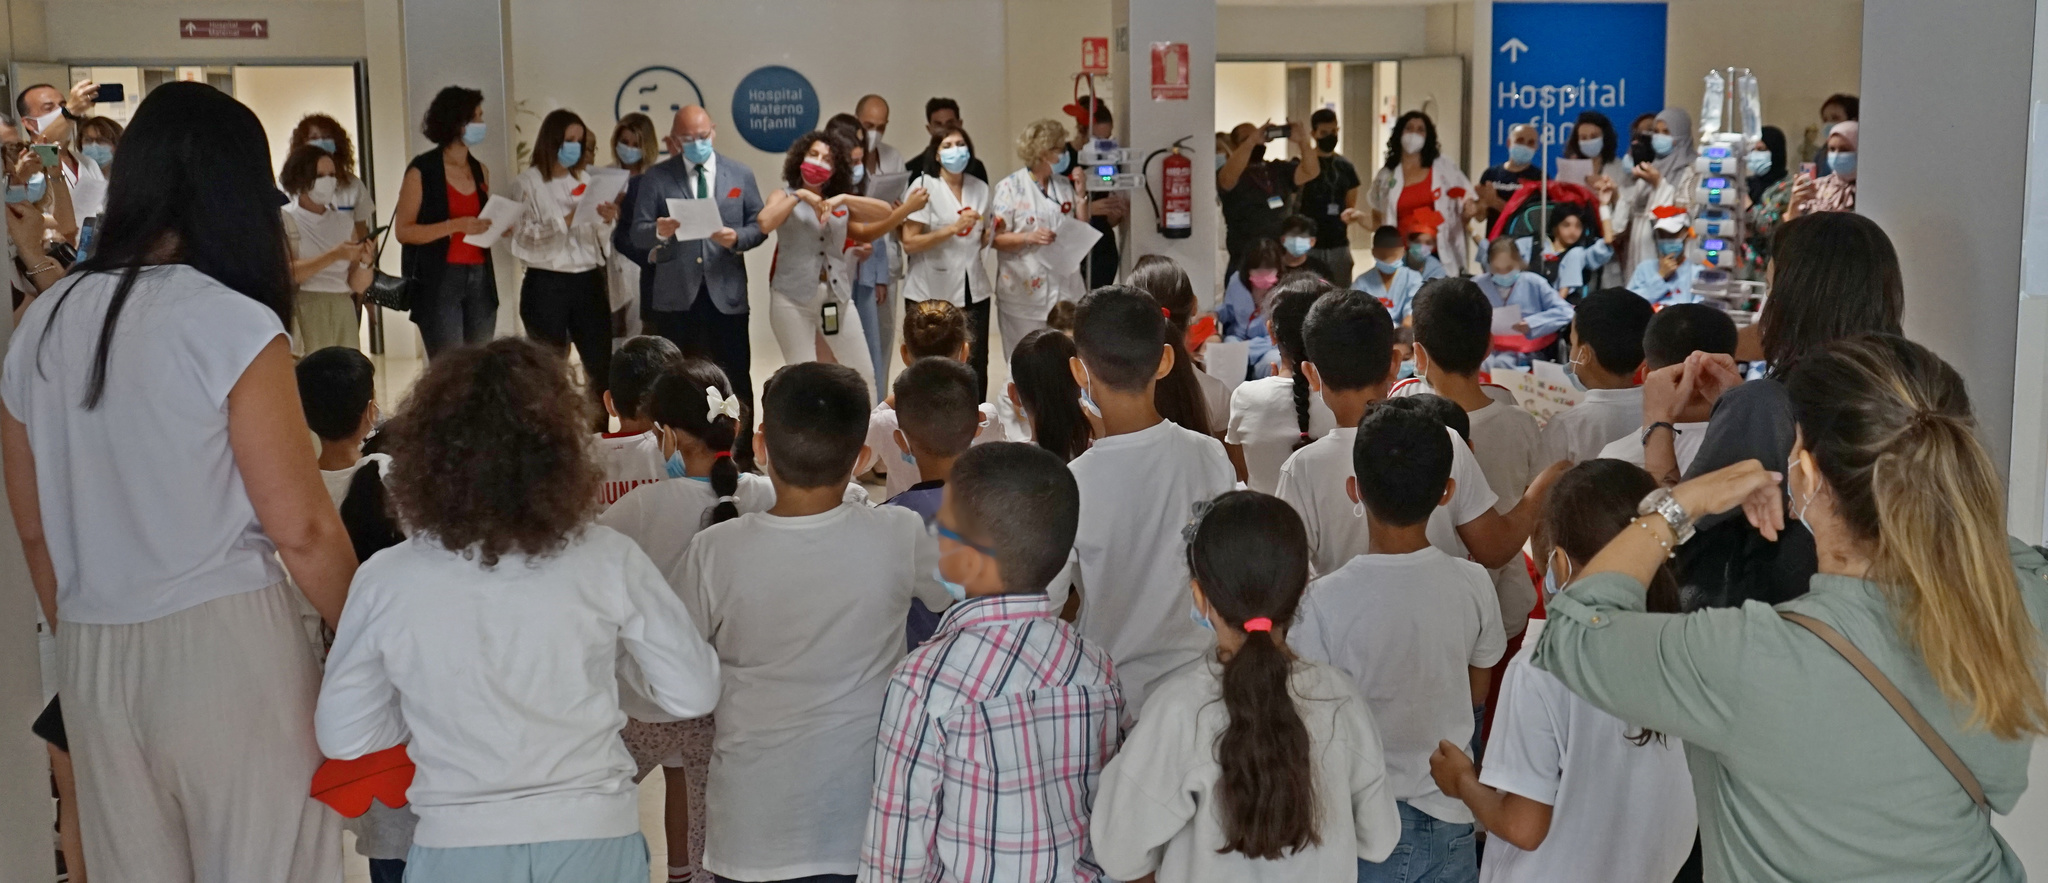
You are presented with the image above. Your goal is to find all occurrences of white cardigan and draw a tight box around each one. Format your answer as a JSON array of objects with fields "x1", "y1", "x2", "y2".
[{"x1": 1368, "y1": 156, "x2": 1476, "y2": 275}]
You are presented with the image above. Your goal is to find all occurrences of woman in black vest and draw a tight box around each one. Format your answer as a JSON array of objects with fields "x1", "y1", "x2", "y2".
[{"x1": 395, "y1": 85, "x2": 497, "y2": 357}]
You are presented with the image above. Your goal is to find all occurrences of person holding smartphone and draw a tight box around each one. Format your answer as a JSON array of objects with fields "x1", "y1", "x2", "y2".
[
  {"x1": 280, "y1": 144, "x2": 373, "y2": 353},
  {"x1": 1219, "y1": 118, "x2": 1318, "y2": 275},
  {"x1": 4, "y1": 143, "x2": 62, "y2": 313},
  {"x1": 17, "y1": 80, "x2": 107, "y2": 228}
]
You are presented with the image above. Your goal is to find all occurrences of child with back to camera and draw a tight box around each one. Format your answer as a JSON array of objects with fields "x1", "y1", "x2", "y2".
[
  {"x1": 315, "y1": 338, "x2": 721, "y2": 883},
  {"x1": 1093, "y1": 490, "x2": 1399, "y2": 882},
  {"x1": 595, "y1": 335, "x2": 683, "y2": 505},
  {"x1": 1002, "y1": 327, "x2": 1094, "y2": 462},
  {"x1": 884, "y1": 356, "x2": 989, "y2": 646},
  {"x1": 1540, "y1": 288, "x2": 1654, "y2": 464},
  {"x1": 1224, "y1": 276, "x2": 1336, "y2": 493},
  {"x1": 866, "y1": 299, "x2": 1003, "y2": 499}
]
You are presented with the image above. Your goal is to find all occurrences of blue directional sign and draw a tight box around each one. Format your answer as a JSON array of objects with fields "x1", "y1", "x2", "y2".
[{"x1": 1489, "y1": 2, "x2": 1666, "y2": 168}]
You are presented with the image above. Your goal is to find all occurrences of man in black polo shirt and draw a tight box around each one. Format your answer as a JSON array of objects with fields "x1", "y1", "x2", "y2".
[{"x1": 1295, "y1": 108, "x2": 1365, "y2": 284}]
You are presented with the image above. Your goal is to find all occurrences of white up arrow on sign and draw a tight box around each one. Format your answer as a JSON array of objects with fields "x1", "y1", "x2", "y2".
[{"x1": 1499, "y1": 37, "x2": 1530, "y2": 63}]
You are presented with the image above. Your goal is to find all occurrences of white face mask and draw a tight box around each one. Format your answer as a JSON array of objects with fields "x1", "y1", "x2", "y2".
[
  {"x1": 1401, "y1": 132, "x2": 1427, "y2": 156},
  {"x1": 310, "y1": 176, "x2": 338, "y2": 203},
  {"x1": 31, "y1": 108, "x2": 62, "y2": 135}
]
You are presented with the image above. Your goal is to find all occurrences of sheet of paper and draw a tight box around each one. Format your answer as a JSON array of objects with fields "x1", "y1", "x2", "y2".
[
  {"x1": 1491, "y1": 304, "x2": 1524, "y2": 335},
  {"x1": 572, "y1": 167, "x2": 630, "y2": 228},
  {"x1": 664, "y1": 198, "x2": 726, "y2": 242},
  {"x1": 1554, "y1": 157, "x2": 1595, "y2": 188},
  {"x1": 460, "y1": 196, "x2": 527, "y2": 250},
  {"x1": 868, "y1": 171, "x2": 912, "y2": 204},
  {"x1": 1203, "y1": 340, "x2": 1251, "y2": 396},
  {"x1": 1036, "y1": 216, "x2": 1104, "y2": 273}
]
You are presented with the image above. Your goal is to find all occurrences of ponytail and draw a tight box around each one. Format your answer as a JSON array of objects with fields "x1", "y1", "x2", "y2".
[
  {"x1": 1290, "y1": 371, "x2": 1312, "y2": 451},
  {"x1": 1129, "y1": 254, "x2": 1215, "y2": 436},
  {"x1": 1186, "y1": 491, "x2": 1320, "y2": 859},
  {"x1": 1789, "y1": 334, "x2": 2048, "y2": 739},
  {"x1": 1267, "y1": 276, "x2": 1332, "y2": 452},
  {"x1": 1010, "y1": 329, "x2": 1093, "y2": 462},
  {"x1": 648, "y1": 361, "x2": 746, "y2": 528}
]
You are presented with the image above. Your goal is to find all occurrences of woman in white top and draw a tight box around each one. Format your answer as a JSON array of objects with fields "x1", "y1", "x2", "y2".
[
  {"x1": 1559, "y1": 111, "x2": 1635, "y2": 287},
  {"x1": 1368, "y1": 111, "x2": 1478, "y2": 276},
  {"x1": 990, "y1": 118, "x2": 1087, "y2": 359},
  {"x1": 605, "y1": 112, "x2": 659, "y2": 340},
  {"x1": 280, "y1": 144, "x2": 372, "y2": 354},
  {"x1": 758, "y1": 130, "x2": 922, "y2": 390},
  {"x1": 289, "y1": 113, "x2": 376, "y2": 239},
  {"x1": 1427, "y1": 459, "x2": 1696, "y2": 883},
  {"x1": 900, "y1": 122, "x2": 995, "y2": 399},
  {"x1": 1622, "y1": 108, "x2": 1699, "y2": 272},
  {"x1": 2, "y1": 81, "x2": 358, "y2": 882},
  {"x1": 513, "y1": 108, "x2": 617, "y2": 422},
  {"x1": 1094, "y1": 492, "x2": 1398, "y2": 882}
]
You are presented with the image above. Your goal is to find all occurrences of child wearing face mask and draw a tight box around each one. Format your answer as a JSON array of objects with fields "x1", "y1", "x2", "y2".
[
  {"x1": 594, "y1": 335, "x2": 682, "y2": 505},
  {"x1": 1354, "y1": 225, "x2": 1426, "y2": 325},
  {"x1": 882, "y1": 357, "x2": 988, "y2": 648},
  {"x1": 1217, "y1": 237, "x2": 1289, "y2": 377},
  {"x1": 1626, "y1": 209, "x2": 1705, "y2": 307},
  {"x1": 279, "y1": 143, "x2": 371, "y2": 354},
  {"x1": 1402, "y1": 213, "x2": 1451, "y2": 281},
  {"x1": 1277, "y1": 213, "x2": 1337, "y2": 284},
  {"x1": 1472, "y1": 236, "x2": 1575, "y2": 369}
]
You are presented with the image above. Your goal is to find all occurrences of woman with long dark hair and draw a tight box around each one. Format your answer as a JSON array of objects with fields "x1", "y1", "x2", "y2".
[
  {"x1": 2, "y1": 81, "x2": 357, "y2": 880},
  {"x1": 1094, "y1": 490, "x2": 1398, "y2": 880},
  {"x1": 395, "y1": 85, "x2": 498, "y2": 357},
  {"x1": 512, "y1": 108, "x2": 614, "y2": 419},
  {"x1": 1367, "y1": 111, "x2": 1477, "y2": 275}
]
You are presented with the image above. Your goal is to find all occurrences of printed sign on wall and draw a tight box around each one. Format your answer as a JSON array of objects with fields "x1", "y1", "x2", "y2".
[
  {"x1": 1082, "y1": 37, "x2": 1110, "y2": 75},
  {"x1": 1150, "y1": 42, "x2": 1189, "y2": 101},
  {"x1": 732, "y1": 66, "x2": 818, "y2": 154},
  {"x1": 1489, "y1": 2, "x2": 1666, "y2": 169}
]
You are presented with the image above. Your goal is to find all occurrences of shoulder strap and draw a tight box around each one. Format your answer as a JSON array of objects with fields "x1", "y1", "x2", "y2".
[{"x1": 1778, "y1": 611, "x2": 1990, "y2": 816}]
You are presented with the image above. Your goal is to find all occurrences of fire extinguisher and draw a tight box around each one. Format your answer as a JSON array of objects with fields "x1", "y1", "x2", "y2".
[{"x1": 1145, "y1": 136, "x2": 1195, "y2": 239}]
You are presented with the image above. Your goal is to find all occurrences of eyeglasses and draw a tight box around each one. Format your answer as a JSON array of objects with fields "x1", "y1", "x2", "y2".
[{"x1": 927, "y1": 519, "x2": 997, "y2": 557}]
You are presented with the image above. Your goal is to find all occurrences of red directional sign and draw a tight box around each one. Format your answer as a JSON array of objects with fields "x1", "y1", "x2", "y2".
[{"x1": 180, "y1": 19, "x2": 268, "y2": 39}]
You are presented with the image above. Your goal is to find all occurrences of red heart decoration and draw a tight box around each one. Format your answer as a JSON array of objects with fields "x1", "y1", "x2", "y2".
[
  {"x1": 727, "y1": 188, "x2": 742, "y2": 199},
  {"x1": 1447, "y1": 187, "x2": 1466, "y2": 200},
  {"x1": 311, "y1": 745, "x2": 415, "y2": 818}
]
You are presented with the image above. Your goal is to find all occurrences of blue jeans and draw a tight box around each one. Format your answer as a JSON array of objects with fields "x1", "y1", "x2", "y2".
[
  {"x1": 853, "y1": 282, "x2": 885, "y2": 400},
  {"x1": 1356, "y1": 802, "x2": 1476, "y2": 883},
  {"x1": 414, "y1": 263, "x2": 499, "y2": 358}
]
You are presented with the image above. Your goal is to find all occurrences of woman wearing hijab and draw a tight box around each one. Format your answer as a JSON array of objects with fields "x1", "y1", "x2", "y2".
[
  {"x1": 1742, "y1": 126, "x2": 1791, "y2": 276},
  {"x1": 1622, "y1": 108, "x2": 1698, "y2": 272},
  {"x1": 1788, "y1": 121, "x2": 1858, "y2": 219}
]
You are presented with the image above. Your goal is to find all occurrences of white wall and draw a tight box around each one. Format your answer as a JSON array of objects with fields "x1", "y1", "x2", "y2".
[
  {"x1": 42, "y1": 1, "x2": 366, "y2": 61},
  {"x1": 1004, "y1": 0, "x2": 1113, "y2": 162},
  {"x1": 1216, "y1": 4, "x2": 1427, "y2": 59},
  {"x1": 1215, "y1": 61, "x2": 1285, "y2": 134},
  {"x1": 1665, "y1": 0, "x2": 1861, "y2": 150},
  {"x1": 232, "y1": 64, "x2": 359, "y2": 177}
]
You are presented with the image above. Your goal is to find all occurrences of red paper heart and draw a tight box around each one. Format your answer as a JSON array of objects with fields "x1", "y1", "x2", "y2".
[
  {"x1": 727, "y1": 187, "x2": 742, "y2": 199},
  {"x1": 1447, "y1": 187, "x2": 1466, "y2": 199},
  {"x1": 311, "y1": 745, "x2": 415, "y2": 818}
]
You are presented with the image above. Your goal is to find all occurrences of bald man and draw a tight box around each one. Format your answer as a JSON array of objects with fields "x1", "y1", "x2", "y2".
[
  {"x1": 1478, "y1": 122, "x2": 1545, "y2": 229},
  {"x1": 630, "y1": 105, "x2": 765, "y2": 413}
]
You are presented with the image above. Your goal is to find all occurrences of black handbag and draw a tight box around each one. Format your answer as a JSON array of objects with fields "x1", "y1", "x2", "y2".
[{"x1": 361, "y1": 220, "x2": 409, "y2": 312}]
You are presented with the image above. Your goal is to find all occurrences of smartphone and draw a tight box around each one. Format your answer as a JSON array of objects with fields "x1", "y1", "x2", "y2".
[
  {"x1": 31, "y1": 144, "x2": 59, "y2": 166},
  {"x1": 359, "y1": 223, "x2": 392, "y2": 244},
  {"x1": 95, "y1": 83, "x2": 125, "y2": 103},
  {"x1": 1798, "y1": 162, "x2": 1817, "y2": 178},
  {"x1": 1629, "y1": 134, "x2": 1657, "y2": 166},
  {"x1": 1262, "y1": 124, "x2": 1292, "y2": 142},
  {"x1": 821, "y1": 301, "x2": 841, "y2": 336}
]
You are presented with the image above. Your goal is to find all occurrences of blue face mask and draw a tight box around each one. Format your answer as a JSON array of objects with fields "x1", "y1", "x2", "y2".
[
  {"x1": 1577, "y1": 136, "x2": 1603, "y2": 158},
  {"x1": 1489, "y1": 271, "x2": 1520, "y2": 289},
  {"x1": 1398, "y1": 359, "x2": 1417, "y2": 380},
  {"x1": 1375, "y1": 259, "x2": 1402, "y2": 275},
  {"x1": 616, "y1": 144, "x2": 643, "y2": 166},
  {"x1": 80, "y1": 143, "x2": 113, "y2": 167},
  {"x1": 1828, "y1": 150, "x2": 1857, "y2": 178},
  {"x1": 1190, "y1": 603, "x2": 1213, "y2": 631},
  {"x1": 665, "y1": 450, "x2": 688, "y2": 479},
  {"x1": 1214, "y1": 152, "x2": 1228, "y2": 170},
  {"x1": 1051, "y1": 151, "x2": 1071, "y2": 175},
  {"x1": 1563, "y1": 348, "x2": 1589, "y2": 392},
  {"x1": 938, "y1": 145, "x2": 972, "y2": 174},
  {"x1": 462, "y1": 122, "x2": 488, "y2": 146},
  {"x1": 1283, "y1": 236, "x2": 1312, "y2": 257},
  {"x1": 1746, "y1": 151, "x2": 1773, "y2": 176},
  {"x1": 1656, "y1": 238, "x2": 1685, "y2": 258},
  {"x1": 556, "y1": 141, "x2": 583, "y2": 168},
  {"x1": 309, "y1": 137, "x2": 337, "y2": 155},
  {"x1": 1507, "y1": 143, "x2": 1536, "y2": 166},
  {"x1": 5, "y1": 173, "x2": 46, "y2": 205},
  {"x1": 1650, "y1": 133, "x2": 1675, "y2": 157},
  {"x1": 851, "y1": 164, "x2": 866, "y2": 185},
  {"x1": 934, "y1": 566, "x2": 968, "y2": 603},
  {"x1": 683, "y1": 137, "x2": 714, "y2": 164}
]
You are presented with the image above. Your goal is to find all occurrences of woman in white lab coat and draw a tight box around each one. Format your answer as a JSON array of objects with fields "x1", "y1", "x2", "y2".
[
  {"x1": 1368, "y1": 110, "x2": 1478, "y2": 277},
  {"x1": 900, "y1": 122, "x2": 995, "y2": 398},
  {"x1": 1622, "y1": 108, "x2": 1699, "y2": 272},
  {"x1": 1560, "y1": 110, "x2": 1635, "y2": 287},
  {"x1": 990, "y1": 118, "x2": 1087, "y2": 360}
]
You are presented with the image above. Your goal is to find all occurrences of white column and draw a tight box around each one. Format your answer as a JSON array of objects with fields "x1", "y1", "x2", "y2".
[{"x1": 1113, "y1": 0, "x2": 1218, "y2": 303}]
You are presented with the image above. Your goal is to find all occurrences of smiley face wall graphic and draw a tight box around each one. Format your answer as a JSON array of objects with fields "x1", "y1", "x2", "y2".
[{"x1": 615, "y1": 66, "x2": 707, "y2": 155}]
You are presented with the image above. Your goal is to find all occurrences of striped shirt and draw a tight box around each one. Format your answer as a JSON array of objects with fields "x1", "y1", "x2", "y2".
[{"x1": 859, "y1": 593, "x2": 1124, "y2": 883}]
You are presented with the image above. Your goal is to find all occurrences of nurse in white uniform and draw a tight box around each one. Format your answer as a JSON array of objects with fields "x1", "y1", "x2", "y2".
[
  {"x1": 898, "y1": 123, "x2": 995, "y2": 398},
  {"x1": 990, "y1": 118, "x2": 1088, "y2": 359},
  {"x1": 758, "y1": 131, "x2": 923, "y2": 390}
]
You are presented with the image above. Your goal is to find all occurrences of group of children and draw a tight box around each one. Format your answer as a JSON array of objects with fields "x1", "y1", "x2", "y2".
[{"x1": 289, "y1": 250, "x2": 1744, "y2": 883}]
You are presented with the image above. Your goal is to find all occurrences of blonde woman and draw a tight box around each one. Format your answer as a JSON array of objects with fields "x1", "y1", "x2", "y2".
[
  {"x1": 1534, "y1": 333, "x2": 2048, "y2": 881},
  {"x1": 608, "y1": 112, "x2": 659, "y2": 339},
  {"x1": 990, "y1": 118, "x2": 1088, "y2": 360}
]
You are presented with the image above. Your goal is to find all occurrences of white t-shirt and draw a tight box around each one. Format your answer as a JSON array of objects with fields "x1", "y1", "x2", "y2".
[
  {"x1": 332, "y1": 177, "x2": 378, "y2": 226},
  {"x1": 283, "y1": 199, "x2": 359, "y2": 294},
  {"x1": 1092, "y1": 659, "x2": 1400, "y2": 883},
  {"x1": 1467, "y1": 398, "x2": 1546, "y2": 636},
  {"x1": 596, "y1": 473, "x2": 775, "y2": 578},
  {"x1": 864, "y1": 400, "x2": 1002, "y2": 501},
  {"x1": 1224, "y1": 375, "x2": 1336, "y2": 495},
  {"x1": 676, "y1": 502, "x2": 951, "y2": 880},
  {"x1": 63, "y1": 150, "x2": 108, "y2": 220},
  {"x1": 1, "y1": 266, "x2": 288, "y2": 624},
  {"x1": 1478, "y1": 639, "x2": 1697, "y2": 883},
  {"x1": 1596, "y1": 420, "x2": 1709, "y2": 475},
  {"x1": 321, "y1": 452, "x2": 393, "y2": 507},
  {"x1": 1069, "y1": 419, "x2": 1237, "y2": 712},
  {"x1": 1194, "y1": 370, "x2": 1230, "y2": 435},
  {"x1": 902, "y1": 173, "x2": 992, "y2": 306},
  {"x1": 595, "y1": 431, "x2": 665, "y2": 507},
  {"x1": 1273, "y1": 425, "x2": 1499, "y2": 579},
  {"x1": 314, "y1": 527, "x2": 721, "y2": 849},
  {"x1": 1541, "y1": 386, "x2": 1644, "y2": 464},
  {"x1": 1290, "y1": 547, "x2": 1506, "y2": 824}
]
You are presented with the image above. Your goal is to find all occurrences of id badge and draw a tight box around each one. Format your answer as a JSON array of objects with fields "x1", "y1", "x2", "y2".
[
  {"x1": 1326, "y1": 202, "x2": 1342, "y2": 216},
  {"x1": 1267, "y1": 195, "x2": 1285, "y2": 210}
]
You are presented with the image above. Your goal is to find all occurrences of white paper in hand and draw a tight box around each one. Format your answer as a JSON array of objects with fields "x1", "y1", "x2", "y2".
[
  {"x1": 1036, "y1": 216, "x2": 1104, "y2": 273},
  {"x1": 664, "y1": 198, "x2": 725, "y2": 242},
  {"x1": 868, "y1": 171, "x2": 912, "y2": 204},
  {"x1": 1554, "y1": 158, "x2": 1594, "y2": 188},
  {"x1": 573, "y1": 168, "x2": 630, "y2": 228},
  {"x1": 1491, "y1": 304, "x2": 1524, "y2": 336},
  {"x1": 1203, "y1": 340, "x2": 1251, "y2": 396},
  {"x1": 461, "y1": 196, "x2": 527, "y2": 249}
]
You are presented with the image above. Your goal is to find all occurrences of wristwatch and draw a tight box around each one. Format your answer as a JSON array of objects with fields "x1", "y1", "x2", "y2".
[{"x1": 1637, "y1": 487, "x2": 1696, "y2": 544}]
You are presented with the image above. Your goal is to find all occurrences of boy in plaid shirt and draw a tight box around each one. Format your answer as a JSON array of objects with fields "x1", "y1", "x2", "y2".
[{"x1": 859, "y1": 443, "x2": 1124, "y2": 882}]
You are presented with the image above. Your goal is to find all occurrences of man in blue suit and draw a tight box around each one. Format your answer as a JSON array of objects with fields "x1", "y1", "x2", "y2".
[{"x1": 631, "y1": 105, "x2": 766, "y2": 415}]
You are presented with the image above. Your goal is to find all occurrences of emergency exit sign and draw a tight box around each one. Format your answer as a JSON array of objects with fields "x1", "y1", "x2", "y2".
[{"x1": 180, "y1": 19, "x2": 268, "y2": 39}]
